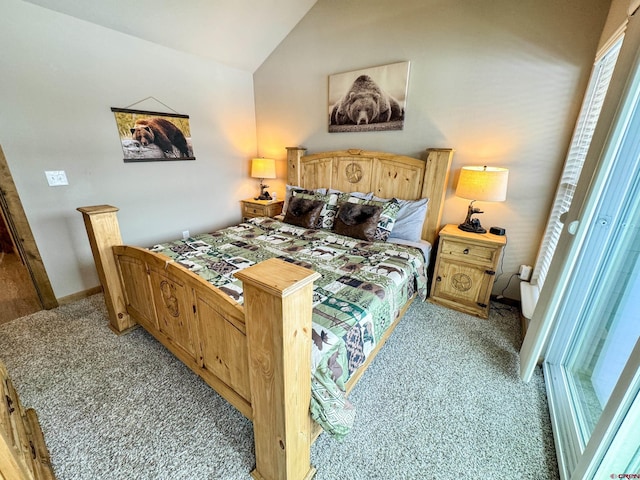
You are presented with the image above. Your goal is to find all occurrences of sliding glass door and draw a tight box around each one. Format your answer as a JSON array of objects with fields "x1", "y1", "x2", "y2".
[
  {"x1": 543, "y1": 20, "x2": 640, "y2": 478},
  {"x1": 544, "y1": 169, "x2": 640, "y2": 477}
]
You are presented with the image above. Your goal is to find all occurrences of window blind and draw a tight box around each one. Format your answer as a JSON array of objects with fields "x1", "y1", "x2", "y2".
[{"x1": 530, "y1": 38, "x2": 623, "y2": 288}]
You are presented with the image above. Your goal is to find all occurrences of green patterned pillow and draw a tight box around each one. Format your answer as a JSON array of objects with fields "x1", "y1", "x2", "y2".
[
  {"x1": 345, "y1": 196, "x2": 400, "y2": 241},
  {"x1": 294, "y1": 191, "x2": 339, "y2": 229}
]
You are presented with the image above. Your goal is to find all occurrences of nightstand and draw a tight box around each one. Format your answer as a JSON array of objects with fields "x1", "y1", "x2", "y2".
[
  {"x1": 430, "y1": 224, "x2": 506, "y2": 319},
  {"x1": 241, "y1": 198, "x2": 284, "y2": 220}
]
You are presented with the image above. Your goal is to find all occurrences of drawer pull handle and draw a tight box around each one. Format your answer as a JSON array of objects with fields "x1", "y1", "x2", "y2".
[
  {"x1": 436, "y1": 276, "x2": 442, "y2": 282},
  {"x1": 463, "y1": 248, "x2": 469, "y2": 254}
]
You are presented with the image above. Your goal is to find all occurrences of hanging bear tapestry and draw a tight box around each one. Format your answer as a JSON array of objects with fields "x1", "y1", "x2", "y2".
[{"x1": 112, "y1": 108, "x2": 196, "y2": 162}]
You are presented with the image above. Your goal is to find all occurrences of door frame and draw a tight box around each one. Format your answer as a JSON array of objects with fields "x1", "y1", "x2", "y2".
[{"x1": 0, "y1": 145, "x2": 57, "y2": 310}]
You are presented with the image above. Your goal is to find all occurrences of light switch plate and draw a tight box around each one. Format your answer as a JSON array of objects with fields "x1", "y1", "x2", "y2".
[{"x1": 45, "y1": 170, "x2": 68, "y2": 186}]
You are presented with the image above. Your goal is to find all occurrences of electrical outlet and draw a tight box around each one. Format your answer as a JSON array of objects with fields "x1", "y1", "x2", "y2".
[
  {"x1": 519, "y1": 265, "x2": 533, "y2": 282},
  {"x1": 182, "y1": 230, "x2": 189, "y2": 240},
  {"x1": 45, "y1": 170, "x2": 69, "y2": 186}
]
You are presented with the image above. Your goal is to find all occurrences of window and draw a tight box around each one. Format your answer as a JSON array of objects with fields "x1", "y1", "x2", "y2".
[{"x1": 529, "y1": 38, "x2": 623, "y2": 290}]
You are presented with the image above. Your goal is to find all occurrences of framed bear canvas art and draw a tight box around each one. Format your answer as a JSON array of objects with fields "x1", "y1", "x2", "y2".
[
  {"x1": 111, "y1": 108, "x2": 196, "y2": 162},
  {"x1": 328, "y1": 61, "x2": 410, "y2": 133}
]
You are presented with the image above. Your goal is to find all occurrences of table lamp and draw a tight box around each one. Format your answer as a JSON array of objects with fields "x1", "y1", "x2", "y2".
[
  {"x1": 455, "y1": 165, "x2": 509, "y2": 234},
  {"x1": 251, "y1": 158, "x2": 276, "y2": 200}
]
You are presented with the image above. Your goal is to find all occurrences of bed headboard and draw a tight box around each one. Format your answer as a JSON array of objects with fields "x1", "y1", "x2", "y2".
[{"x1": 286, "y1": 147, "x2": 454, "y2": 246}]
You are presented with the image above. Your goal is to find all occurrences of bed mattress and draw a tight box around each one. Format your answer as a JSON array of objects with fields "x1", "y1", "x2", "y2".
[{"x1": 151, "y1": 216, "x2": 428, "y2": 438}]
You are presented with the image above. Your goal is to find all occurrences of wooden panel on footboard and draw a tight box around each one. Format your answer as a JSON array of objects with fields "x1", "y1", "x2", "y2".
[
  {"x1": 114, "y1": 246, "x2": 200, "y2": 362},
  {"x1": 112, "y1": 245, "x2": 253, "y2": 419},
  {"x1": 114, "y1": 249, "x2": 157, "y2": 330},
  {"x1": 195, "y1": 284, "x2": 252, "y2": 404}
]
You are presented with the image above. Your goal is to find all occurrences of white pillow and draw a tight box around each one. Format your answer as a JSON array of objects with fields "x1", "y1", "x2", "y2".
[{"x1": 387, "y1": 197, "x2": 429, "y2": 242}]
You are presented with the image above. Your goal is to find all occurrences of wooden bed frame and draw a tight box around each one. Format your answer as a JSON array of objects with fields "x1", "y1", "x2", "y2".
[{"x1": 77, "y1": 147, "x2": 453, "y2": 480}]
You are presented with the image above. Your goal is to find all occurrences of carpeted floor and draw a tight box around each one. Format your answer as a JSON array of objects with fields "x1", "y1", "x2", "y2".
[{"x1": 0, "y1": 294, "x2": 558, "y2": 480}]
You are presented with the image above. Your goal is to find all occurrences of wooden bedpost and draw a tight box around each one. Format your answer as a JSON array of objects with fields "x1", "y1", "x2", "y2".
[
  {"x1": 77, "y1": 205, "x2": 136, "y2": 334},
  {"x1": 235, "y1": 258, "x2": 320, "y2": 480},
  {"x1": 421, "y1": 148, "x2": 454, "y2": 245},
  {"x1": 286, "y1": 147, "x2": 307, "y2": 187}
]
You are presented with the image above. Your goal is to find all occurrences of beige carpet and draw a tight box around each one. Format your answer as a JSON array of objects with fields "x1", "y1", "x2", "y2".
[{"x1": 0, "y1": 294, "x2": 558, "y2": 479}]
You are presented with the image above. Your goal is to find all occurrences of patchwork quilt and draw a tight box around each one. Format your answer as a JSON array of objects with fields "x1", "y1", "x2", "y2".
[{"x1": 150, "y1": 217, "x2": 428, "y2": 439}]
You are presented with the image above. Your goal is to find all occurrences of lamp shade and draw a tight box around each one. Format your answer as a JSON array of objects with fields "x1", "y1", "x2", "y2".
[
  {"x1": 251, "y1": 158, "x2": 276, "y2": 179},
  {"x1": 455, "y1": 166, "x2": 509, "y2": 202}
]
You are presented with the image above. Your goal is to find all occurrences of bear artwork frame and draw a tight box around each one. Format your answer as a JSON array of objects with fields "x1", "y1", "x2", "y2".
[
  {"x1": 111, "y1": 107, "x2": 196, "y2": 162},
  {"x1": 328, "y1": 61, "x2": 410, "y2": 133}
]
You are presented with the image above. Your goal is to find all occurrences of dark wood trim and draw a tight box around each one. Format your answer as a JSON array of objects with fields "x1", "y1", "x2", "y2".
[
  {"x1": 0, "y1": 145, "x2": 57, "y2": 310},
  {"x1": 110, "y1": 107, "x2": 189, "y2": 119}
]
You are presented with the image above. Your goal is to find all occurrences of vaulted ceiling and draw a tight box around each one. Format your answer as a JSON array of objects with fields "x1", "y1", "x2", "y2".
[{"x1": 24, "y1": 0, "x2": 318, "y2": 72}]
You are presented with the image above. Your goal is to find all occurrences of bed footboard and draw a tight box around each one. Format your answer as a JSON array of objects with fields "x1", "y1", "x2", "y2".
[
  {"x1": 112, "y1": 244, "x2": 255, "y2": 417},
  {"x1": 78, "y1": 205, "x2": 321, "y2": 480}
]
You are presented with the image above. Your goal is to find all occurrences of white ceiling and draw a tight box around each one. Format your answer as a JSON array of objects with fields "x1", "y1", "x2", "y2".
[{"x1": 23, "y1": 0, "x2": 318, "y2": 72}]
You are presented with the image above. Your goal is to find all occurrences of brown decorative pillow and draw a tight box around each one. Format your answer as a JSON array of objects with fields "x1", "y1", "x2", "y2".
[
  {"x1": 333, "y1": 202, "x2": 382, "y2": 241},
  {"x1": 283, "y1": 196, "x2": 325, "y2": 229}
]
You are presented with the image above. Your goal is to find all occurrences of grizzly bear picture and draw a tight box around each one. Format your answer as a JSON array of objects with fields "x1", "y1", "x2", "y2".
[
  {"x1": 130, "y1": 117, "x2": 190, "y2": 158},
  {"x1": 330, "y1": 74, "x2": 404, "y2": 129}
]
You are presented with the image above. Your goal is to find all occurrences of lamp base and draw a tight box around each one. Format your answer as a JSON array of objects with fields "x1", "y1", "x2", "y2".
[
  {"x1": 254, "y1": 182, "x2": 272, "y2": 201},
  {"x1": 254, "y1": 192, "x2": 272, "y2": 201},
  {"x1": 458, "y1": 200, "x2": 486, "y2": 234},
  {"x1": 458, "y1": 221, "x2": 486, "y2": 234}
]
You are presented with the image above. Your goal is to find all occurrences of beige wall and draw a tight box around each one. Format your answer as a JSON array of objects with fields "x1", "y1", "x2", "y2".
[
  {"x1": 1, "y1": 1, "x2": 258, "y2": 298},
  {"x1": 0, "y1": 0, "x2": 614, "y2": 301},
  {"x1": 254, "y1": 0, "x2": 611, "y2": 299}
]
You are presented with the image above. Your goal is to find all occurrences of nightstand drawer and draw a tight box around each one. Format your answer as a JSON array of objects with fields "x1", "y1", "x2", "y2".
[
  {"x1": 440, "y1": 239, "x2": 497, "y2": 265},
  {"x1": 240, "y1": 199, "x2": 284, "y2": 220},
  {"x1": 243, "y1": 205, "x2": 266, "y2": 217}
]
